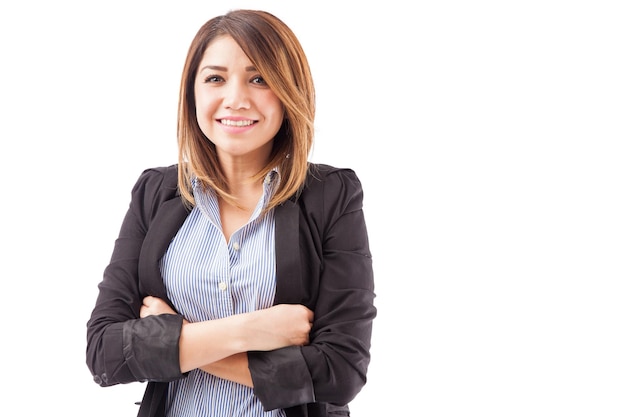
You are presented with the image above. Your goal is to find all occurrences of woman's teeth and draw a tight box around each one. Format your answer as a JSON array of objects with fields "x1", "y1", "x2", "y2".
[{"x1": 220, "y1": 119, "x2": 254, "y2": 127}]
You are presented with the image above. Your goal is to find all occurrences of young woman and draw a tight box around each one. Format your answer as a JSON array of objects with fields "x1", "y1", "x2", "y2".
[{"x1": 86, "y1": 9, "x2": 376, "y2": 417}]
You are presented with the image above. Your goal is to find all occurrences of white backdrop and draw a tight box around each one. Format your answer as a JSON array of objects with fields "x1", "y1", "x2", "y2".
[{"x1": 1, "y1": 1, "x2": 625, "y2": 416}]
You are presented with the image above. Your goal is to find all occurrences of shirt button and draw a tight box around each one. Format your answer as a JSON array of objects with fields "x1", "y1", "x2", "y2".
[
  {"x1": 232, "y1": 242, "x2": 240, "y2": 251},
  {"x1": 218, "y1": 282, "x2": 227, "y2": 291}
]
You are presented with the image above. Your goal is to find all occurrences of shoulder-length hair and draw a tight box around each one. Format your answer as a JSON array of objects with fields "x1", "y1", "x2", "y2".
[{"x1": 177, "y1": 9, "x2": 315, "y2": 210}]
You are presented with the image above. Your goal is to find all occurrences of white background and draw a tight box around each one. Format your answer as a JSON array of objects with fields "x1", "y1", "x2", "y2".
[{"x1": 1, "y1": 1, "x2": 625, "y2": 416}]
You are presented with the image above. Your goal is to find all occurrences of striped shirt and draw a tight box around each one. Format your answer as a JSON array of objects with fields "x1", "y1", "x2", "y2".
[{"x1": 160, "y1": 170, "x2": 285, "y2": 417}]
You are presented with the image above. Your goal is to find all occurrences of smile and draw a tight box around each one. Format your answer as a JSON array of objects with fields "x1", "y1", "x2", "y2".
[{"x1": 219, "y1": 119, "x2": 256, "y2": 127}]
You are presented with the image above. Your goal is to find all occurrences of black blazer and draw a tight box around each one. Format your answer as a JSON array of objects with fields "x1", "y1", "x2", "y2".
[{"x1": 86, "y1": 163, "x2": 376, "y2": 417}]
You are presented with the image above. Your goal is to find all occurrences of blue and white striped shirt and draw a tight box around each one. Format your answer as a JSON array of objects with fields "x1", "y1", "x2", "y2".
[{"x1": 160, "y1": 170, "x2": 285, "y2": 417}]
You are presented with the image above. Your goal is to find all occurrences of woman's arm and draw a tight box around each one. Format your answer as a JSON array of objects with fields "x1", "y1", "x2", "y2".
[
  {"x1": 248, "y1": 167, "x2": 377, "y2": 411},
  {"x1": 141, "y1": 298, "x2": 252, "y2": 385},
  {"x1": 140, "y1": 296, "x2": 313, "y2": 384},
  {"x1": 86, "y1": 167, "x2": 180, "y2": 387},
  {"x1": 197, "y1": 353, "x2": 251, "y2": 386}
]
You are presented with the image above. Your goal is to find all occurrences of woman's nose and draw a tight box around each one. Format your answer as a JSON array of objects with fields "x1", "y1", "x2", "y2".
[{"x1": 223, "y1": 81, "x2": 250, "y2": 110}]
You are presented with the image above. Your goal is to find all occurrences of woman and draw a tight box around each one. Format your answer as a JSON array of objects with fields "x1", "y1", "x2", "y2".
[{"x1": 86, "y1": 9, "x2": 376, "y2": 417}]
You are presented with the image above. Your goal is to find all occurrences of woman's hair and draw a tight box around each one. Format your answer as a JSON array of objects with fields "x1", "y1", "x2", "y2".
[{"x1": 177, "y1": 9, "x2": 316, "y2": 210}]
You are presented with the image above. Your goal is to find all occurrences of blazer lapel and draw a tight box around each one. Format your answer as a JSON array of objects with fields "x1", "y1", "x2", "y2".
[
  {"x1": 274, "y1": 199, "x2": 302, "y2": 304},
  {"x1": 138, "y1": 197, "x2": 190, "y2": 301}
]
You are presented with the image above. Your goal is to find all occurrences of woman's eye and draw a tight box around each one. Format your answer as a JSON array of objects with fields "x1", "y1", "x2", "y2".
[
  {"x1": 251, "y1": 76, "x2": 267, "y2": 85},
  {"x1": 203, "y1": 75, "x2": 223, "y2": 83}
]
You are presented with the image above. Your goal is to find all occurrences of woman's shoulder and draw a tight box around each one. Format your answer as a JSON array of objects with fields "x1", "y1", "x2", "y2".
[
  {"x1": 137, "y1": 164, "x2": 178, "y2": 183},
  {"x1": 131, "y1": 164, "x2": 179, "y2": 201},
  {"x1": 305, "y1": 162, "x2": 362, "y2": 192},
  {"x1": 301, "y1": 162, "x2": 364, "y2": 212}
]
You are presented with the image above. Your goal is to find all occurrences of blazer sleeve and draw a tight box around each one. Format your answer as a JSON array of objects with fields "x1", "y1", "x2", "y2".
[
  {"x1": 86, "y1": 166, "x2": 185, "y2": 387},
  {"x1": 249, "y1": 166, "x2": 377, "y2": 410}
]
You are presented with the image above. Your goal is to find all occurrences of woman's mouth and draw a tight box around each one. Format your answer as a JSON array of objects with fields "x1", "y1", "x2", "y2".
[{"x1": 219, "y1": 119, "x2": 256, "y2": 127}]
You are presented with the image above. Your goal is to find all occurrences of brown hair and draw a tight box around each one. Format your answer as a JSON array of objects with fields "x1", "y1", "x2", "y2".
[{"x1": 176, "y1": 9, "x2": 315, "y2": 210}]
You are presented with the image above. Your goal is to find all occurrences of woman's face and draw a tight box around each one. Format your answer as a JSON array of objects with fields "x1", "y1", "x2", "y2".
[{"x1": 194, "y1": 35, "x2": 284, "y2": 164}]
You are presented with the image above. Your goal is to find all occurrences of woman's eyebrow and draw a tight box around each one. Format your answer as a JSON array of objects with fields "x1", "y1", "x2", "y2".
[{"x1": 199, "y1": 65, "x2": 258, "y2": 72}]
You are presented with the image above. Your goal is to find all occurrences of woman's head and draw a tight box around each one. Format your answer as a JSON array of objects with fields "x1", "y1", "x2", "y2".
[{"x1": 177, "y1": 9, "x2": 316, "y2": 209}]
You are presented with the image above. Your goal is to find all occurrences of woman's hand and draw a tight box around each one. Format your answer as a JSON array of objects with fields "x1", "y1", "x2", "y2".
[
  {"x1": 241, "y1": 304, "x2": 314, "y2": 350},
  {"x1": 140, "y1": 295, "x2": 178, "y2": 317}
]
